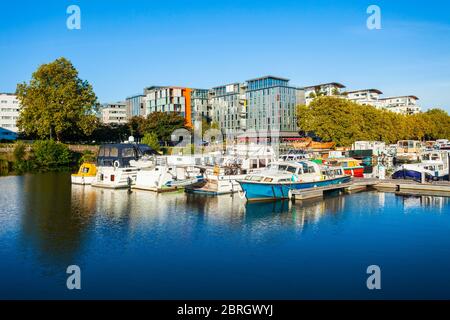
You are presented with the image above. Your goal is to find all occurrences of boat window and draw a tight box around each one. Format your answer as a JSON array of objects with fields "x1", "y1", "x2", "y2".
[
  {"x1": 82, "y1": 167, "x2": 90, "y2": 173},
  {"x1": 122, "y1": 147, "x2": 135, "y2": 158},
  {"x1": 250, "y1": 176, "x2": 263, "y2": 182},
  {"x1": 98, "y1": 147, "x2": 105, "y2": 157},
  {"x1": 263, "y1": 177, "x2": 273, "y2": 182},
  {"x1": 279, "y1": 165, "x2": 288, "y2": 171},
  {"x1": 422, "y1": 154, "x2": 430, "y2": 161},
  {"x1": 102, "y1": 147, "x2": 110, "y2": 157},
  {"x1": 252, "y1": 159, "x2": 258, "y2": 169},
  {"x1": 110, "y1": 147, "x2": 118, "y2": 157},
  {"x1": 259, "y1": 159, "x2": 266, "y2": 168},
  {"x1": 278, "y1": 178, "x2": 291, "y2": 182},
  {"x1": 286, "y1": 166, "x2": 297, "y2": 174},
  {"x1": 305, "y1": 166, "x2": 316, "y2": 174}
]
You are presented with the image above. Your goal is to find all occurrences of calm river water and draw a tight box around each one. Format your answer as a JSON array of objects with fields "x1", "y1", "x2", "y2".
[{"x1": 0, "y1": 172, "x2": 449, "y2": 299}]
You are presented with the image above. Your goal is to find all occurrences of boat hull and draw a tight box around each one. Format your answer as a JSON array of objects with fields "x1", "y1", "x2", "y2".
[
  {"x1": 71, "y1": 175, "x2": 96, "y2": 185},
  {"x1": 391, "y1": 169, "x2": 446, "y2": 182},
  {"x1": 238, "y1": 176, "x2": 351, "y2": 201},
  {"x1": 343, "y1": 167, "x2": 364, "y2": 178}
]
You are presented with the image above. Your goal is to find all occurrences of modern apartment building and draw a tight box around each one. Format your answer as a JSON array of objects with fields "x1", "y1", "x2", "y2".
[
  {"x1": 190, "y1": 88, "x2": 210, "y2": 122},
  {"x1": 210, "y1": 76, "x2": 299, "y2": 136},
  {"x1": 303, "y1": 82, "x2": 346, "y2": 105},
  {"x1": 126, "y1": 94, "x2": 146, "y2": 118},
  {"x1": 0, "y1": 93, "x2": 21, "y2": 132},
  {"x1": 345, "y1": 89, "x2": 383, "y2": 107},
  {"x1": 209, "y1": 82, "x2": 244, "y2": 133},
  {"x1": 101, "y1": 102, "x2": 128, "y2": 124},
  {"x1": 144, "y1": 86, "x2": 195, "y2": 128},
  {"x1": 378, "y1": 96, "x2": 421, "y2": 115}
]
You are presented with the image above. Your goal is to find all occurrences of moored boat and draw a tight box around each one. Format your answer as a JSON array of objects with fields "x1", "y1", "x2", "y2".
[
  {"x1": 237, "y1": 161, "x2": 351, "y2": 201},
  {"x1": 92, "y1": 142, "x2": 158, "y2": 189},
  {"x1": 133, "y1": 155, "x2": 205, "y2": 192},
  {"x1": 325, "y1": 157, "x2": 365, "y2": 178},
  {"x1": 395, "y1": 140, "x2": 423, "y2": 163},
  {"x1": 185, "y1": 146, "x2": 276, "y2": 195},
  {"x1": 392, "y1": 150, "x2": 449, "y2": 182},
  {"x1": 71, "y1": 162, "x2": 97, "y2": 185}
]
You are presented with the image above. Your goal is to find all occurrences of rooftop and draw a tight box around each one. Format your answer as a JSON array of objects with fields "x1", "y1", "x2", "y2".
[
  {"x1": 245, "y1": 75, "x2": 290, "y2": 82},
  {"x1": 379, "y1": 95, "x2": 419, "y2": 100},
  {"x1": 303, "y1": 82, "x2": 346, "y2": 89},
  {"x1": 346, "y1": 89, "x2": 383, "y2": 95}
]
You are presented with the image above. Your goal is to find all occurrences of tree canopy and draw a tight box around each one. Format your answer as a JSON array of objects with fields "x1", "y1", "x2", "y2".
[
  {"x1": 16, "y1": 57, "x2": 99, "y2": 141},
  {"x1": 297, "y1": 96, "x2": 450, "y2": 146}
]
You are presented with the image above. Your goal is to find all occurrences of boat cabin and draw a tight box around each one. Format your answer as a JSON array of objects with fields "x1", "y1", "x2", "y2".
[
  {"x1": 397, "y1": 140, "x2": 422, "y2": 154},
  {"x1": 97, "y1": 143, "x2": 158, "y2": 168}
]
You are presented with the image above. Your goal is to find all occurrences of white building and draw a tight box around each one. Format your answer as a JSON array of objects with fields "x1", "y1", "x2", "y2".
[
  {"x1": 303, "y1": 82, "x2": 346, "y2": 105},
  {"x1": 0, "y1": 93, "x2": 21, "y2": 132},
  {"x1": 378, "y1": 96, "x2": 421, "y2": 115},
  {"x1": 345, "y1": 89, "x2": 383, "y2": 107},
  {"x1": 101, "y1": 102, "x2": 128, "y2": 124}
]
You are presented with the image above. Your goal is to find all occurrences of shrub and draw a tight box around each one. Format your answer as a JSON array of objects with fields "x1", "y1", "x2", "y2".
[
  {"x1": 141, "y1": 132, "x2": 161, "y2": 152},
  {"x1": 32, "y1": 140, "x2": 72, "y2": 169},
  {"x1": 78, "y1": 149, "x2": 96, "y2": 165},
  {"x1": 13, "y1": 141, "x2": 27, "y2": 161}
]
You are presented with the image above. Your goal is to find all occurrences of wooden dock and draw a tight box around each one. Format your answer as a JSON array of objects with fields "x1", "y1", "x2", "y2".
[{"x1": 291, "y1": 178, "x2": 450, "y2": 201}]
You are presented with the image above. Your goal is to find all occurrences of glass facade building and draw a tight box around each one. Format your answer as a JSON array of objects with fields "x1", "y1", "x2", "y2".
[
  {"x1": 126, "y1": 94, "x2": 145, "y2": 117},
  {"x1": 210, "y1": 76, "x2": 298, "y2": 135}
]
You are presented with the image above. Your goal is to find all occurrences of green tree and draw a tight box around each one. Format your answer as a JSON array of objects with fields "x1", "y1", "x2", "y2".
[
  {"x1": 297, "y1": 96, "x2": 450, "y2": 146},
  {"x1": 16, "y1": 57, "x2": 99, "y2": 141},
  {"x1": 145, "y1": 112, "x2": 187, "y2": 143},
  {"x1": 142, "y1": 132, "x2": 161, "y2": 152},
  {"x1": 128, "y1": 116, "x2": 147, "y2": 139}
]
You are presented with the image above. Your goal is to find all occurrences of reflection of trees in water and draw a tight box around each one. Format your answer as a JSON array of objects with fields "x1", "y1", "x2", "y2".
[{"x1": 20, "y1": 173, "x2": 96, "y2": 269}]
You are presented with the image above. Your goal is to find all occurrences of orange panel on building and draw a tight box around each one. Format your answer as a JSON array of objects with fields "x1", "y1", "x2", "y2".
[{"x1": 183, "y1": 88, "x2": 192, "y2": 128}]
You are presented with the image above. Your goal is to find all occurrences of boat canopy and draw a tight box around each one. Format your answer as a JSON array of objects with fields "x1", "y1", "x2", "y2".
[{"x1": 97, "y1": 143, "x2": 158, "y2": 167}]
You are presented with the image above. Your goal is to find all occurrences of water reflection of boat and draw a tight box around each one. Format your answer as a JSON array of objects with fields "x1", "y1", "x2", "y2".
[
  {"x1": 401, "y1": 195, "x2": 448, "y2": 212},
  {"x1": 243, "y1": 193, "x2": 346, "y2": 232}
]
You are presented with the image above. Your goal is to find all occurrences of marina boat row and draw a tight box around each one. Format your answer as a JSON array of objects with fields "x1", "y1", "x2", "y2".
[{"x1": 71, "y1": 139, "x2": 449, "y2": 201}]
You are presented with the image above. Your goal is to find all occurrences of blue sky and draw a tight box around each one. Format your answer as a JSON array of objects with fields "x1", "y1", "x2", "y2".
[{"x1": 1, "y1": 0, "x2": 449, "y2": 111}]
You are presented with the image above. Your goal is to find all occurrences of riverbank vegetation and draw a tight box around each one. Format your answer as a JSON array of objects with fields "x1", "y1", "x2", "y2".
[
  {"x1": 0, "y1": 140, "x2": 89, "y2": 176},
  {"x1": 297, "y1": 97, "x2": 450, "y2": 146}
]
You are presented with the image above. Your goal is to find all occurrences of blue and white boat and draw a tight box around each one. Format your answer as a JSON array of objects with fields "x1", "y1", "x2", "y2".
[
  {"x1": 392, "y1": 150, "x2": 449, "y2": 182},
  {"x1": 237, "y1": 161, "x2": 351, "y2": 201}
]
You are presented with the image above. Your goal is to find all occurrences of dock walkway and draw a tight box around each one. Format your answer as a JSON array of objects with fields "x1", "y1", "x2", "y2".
[{"x1": 291, "y1": 178, "x2": 450, "y2": 201}]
